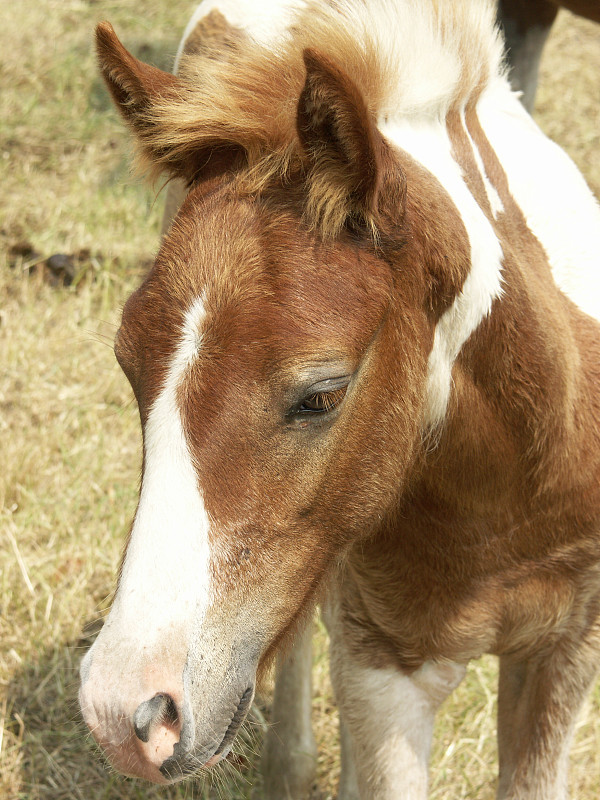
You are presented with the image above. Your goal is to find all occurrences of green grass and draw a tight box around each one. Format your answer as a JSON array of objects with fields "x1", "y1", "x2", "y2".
[{"x1": 1, "y1": 3, "x2": 599, "y2": 799}]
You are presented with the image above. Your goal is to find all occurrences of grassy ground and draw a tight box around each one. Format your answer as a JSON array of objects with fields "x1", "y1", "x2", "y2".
[{"x1": 1, "y1": 2, "x2": 599, "y2": 799}]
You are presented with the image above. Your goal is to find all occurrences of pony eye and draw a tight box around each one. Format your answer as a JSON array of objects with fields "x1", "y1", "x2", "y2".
[{"x1": 299, "y1": 386, "x2": 347, "y2": 413}]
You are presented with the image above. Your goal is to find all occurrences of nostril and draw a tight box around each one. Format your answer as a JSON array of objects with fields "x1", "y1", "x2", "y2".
[{"x1": 133, "y1": 693, "x2": 179, "y2": 743}]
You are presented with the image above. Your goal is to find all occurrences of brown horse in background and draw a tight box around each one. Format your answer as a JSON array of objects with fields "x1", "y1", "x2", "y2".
[{"x1": 498, "y1": 0, "x2": 600, "y2": 110}]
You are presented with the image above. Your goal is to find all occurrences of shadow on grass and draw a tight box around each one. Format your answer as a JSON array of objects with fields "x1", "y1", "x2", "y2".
[{"x1": 5, "y1": 617, "x2": 264, "y2": 800}]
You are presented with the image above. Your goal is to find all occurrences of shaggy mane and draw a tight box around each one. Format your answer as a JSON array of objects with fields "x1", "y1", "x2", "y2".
[{"x1": 138, "y1": 0, "x2": 505, "y2": 235}]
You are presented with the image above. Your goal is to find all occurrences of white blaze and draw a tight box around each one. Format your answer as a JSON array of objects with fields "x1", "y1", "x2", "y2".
[{"x1": 111, "y1": 295, "x2": 210, "y2": 641}]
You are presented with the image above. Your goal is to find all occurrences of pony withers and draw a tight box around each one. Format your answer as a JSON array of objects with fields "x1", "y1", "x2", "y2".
[{"x1": 79, "y1": 1, "x2": 600, "y2": 797}]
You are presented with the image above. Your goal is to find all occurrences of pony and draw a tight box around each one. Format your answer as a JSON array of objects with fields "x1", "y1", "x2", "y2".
[{"x1": 79, "y1": 1, "x2": 600, "y2": 797}]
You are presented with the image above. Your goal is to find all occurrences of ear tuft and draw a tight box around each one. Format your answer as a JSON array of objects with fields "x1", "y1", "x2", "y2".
[
  {"x1": 297, "y1": 48, "x2": 385, "y2": 237},
  {"x1": 94, "y1": 22, "x2": 247, "y2": 186},
  {"x1": 95, "y1": 22, "x2": 179, "y2": 124}
]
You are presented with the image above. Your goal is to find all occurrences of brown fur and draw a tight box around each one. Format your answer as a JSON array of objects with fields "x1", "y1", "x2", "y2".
[{"x1": 331, "y1": 107, "x2": 600, "y2": 676}]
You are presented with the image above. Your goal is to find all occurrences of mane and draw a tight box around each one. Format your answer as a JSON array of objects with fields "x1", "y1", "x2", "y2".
[{"x1": 139, "y1": 0, "x2": 505, "y2": 231}]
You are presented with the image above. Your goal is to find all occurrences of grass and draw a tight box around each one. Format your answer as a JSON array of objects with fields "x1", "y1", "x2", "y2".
[{"x1": 1, "y1": 2, "x2": 599, "y2": 799}]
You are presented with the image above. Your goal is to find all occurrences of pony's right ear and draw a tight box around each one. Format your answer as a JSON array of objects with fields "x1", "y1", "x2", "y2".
[
  {"x1": 95, "y1": 22, "x2": 246, "y2": 184},
  {"x1": 297, "y1": 48, "x2": 405, "y2": 240}
]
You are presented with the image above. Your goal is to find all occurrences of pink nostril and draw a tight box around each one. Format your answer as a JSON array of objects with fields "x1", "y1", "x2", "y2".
[{"x1": 133, "y1": 693, "x2": 179, "y2": 743}]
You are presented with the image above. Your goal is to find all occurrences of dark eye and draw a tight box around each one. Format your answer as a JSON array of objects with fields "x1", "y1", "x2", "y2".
[{"x1": 299, "y1": 386, "x2": 347, "y2": 413}]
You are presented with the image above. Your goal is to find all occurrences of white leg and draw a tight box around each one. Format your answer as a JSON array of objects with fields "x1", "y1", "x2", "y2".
[
  {"x1": 323, "y1": 582, "x2": 465, "y2": 800},
  {"x1": 261, "y1": 624, "x2": 317, "y2": 800},
  {"x1": 338, "y1": 714, "x2": 360, "y2": 800},
  {"x1": 333, "y1": 655, "x2": 465, "y2": 799},
  {"x1": 497, "y1": 640, "x2": 600, "y2": 800}
]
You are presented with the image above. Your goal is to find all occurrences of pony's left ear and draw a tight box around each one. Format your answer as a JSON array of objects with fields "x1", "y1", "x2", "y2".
[
  {"x1": 95, "y1": 22, "x2": 246, "y2": 184},
  {"x1": 297, "y1": 49, "x2": 400, "y2": 237}
]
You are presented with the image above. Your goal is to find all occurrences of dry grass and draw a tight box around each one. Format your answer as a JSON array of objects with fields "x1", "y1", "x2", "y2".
[
  {"x1": 1, "y1": 3, "x2": 599, "y2": 799},
  {"x1": 536, "y1": 11, "x2": 600, "y2": 200}
]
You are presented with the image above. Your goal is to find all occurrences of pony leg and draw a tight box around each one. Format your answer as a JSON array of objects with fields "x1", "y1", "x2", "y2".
[
  {"x1": 321, "y1": 597, "x2": 360, "y2": 799},
  {"x1": 338, "y1": 714, "x2": 360, "y2": 800},
  {"x1": 328, "y1": 631, "x2": 465, "y2": 798},
  {"x1": 261, "y1": 624, "x2": 318, "y2": 800},
  {"x1": 497, "y1": 633, "x2": 600, "y2": 800}
]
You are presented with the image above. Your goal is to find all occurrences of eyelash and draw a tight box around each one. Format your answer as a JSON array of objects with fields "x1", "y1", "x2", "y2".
[{"x1": 298, "y1": 386, "x2": 348, "y2": 413}]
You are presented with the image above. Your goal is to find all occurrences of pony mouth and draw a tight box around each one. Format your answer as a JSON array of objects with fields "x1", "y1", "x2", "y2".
[
  {"x1": 159, "y1": 685, "x2": 254, "y2": 780},
  {"x1": 212, "y1": 684, "x2": 254, "y2": 759}
]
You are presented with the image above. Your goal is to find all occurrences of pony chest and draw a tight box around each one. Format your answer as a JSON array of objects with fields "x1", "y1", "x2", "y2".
[{"x1": 344, "y1": 519, "x2": 600, "y2": 667}]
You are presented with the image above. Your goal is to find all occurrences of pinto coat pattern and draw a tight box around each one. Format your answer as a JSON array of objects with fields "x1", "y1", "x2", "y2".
[{"x1": 79, "y1": 1, "x2": 600, "y2": 797}]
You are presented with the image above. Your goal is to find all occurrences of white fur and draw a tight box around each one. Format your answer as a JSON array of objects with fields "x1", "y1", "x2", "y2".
[
  {"x1": 114, "y1": 296, "x2": 209, "y2": 634},
  {"x1": 174, "y1": 0, "x2": 307, "y2": 72},
  {"x1": 80, "y1": 296, "x2": 210, "y2": 741},
  {"x1": 382, "y1": 118, "x2": 504, "y2": 428},
  {"x1": 325, "y1": 591, "x2": 465, "y2": 798},
  {"x1": 338, "y1": 0, "x2": 503, "y2": 121},
  {"x1": 336, "y1": 659, "x2": 466, "y2": 798},
  {"x1": 97, "y1": 296, "x2": 210, "y2": 651},
  {"x1": 478, "y1": 81, "x2": 600, "y2": 323}
]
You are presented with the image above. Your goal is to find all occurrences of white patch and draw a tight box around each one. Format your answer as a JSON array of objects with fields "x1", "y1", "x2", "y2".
[
  {"x1": 337, "y1": 660, "x2": 466, "y2": 796},
  {"x1": 381, "y1": 118, "x2": 504, "y2": 428},
  {"x1": 478, "y1": 81, "x2": 600, "y2": 323},
  {"x1": 330, "y1": 0, "x2": 503, "y2": 121},
  {"x1": 174, "y1": 0, "x2": 307, "y2": 72},
  {"x1": 326, "y1": 591, "x2": 465, "y2": 796},
  {"x1": 108, "y1": 295, "x2": 210, "y2": 641}
]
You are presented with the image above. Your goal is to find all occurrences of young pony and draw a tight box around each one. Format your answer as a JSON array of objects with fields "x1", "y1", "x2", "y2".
[{"x1": 79, "y1": 1, "x2": 600, "y2": 797}]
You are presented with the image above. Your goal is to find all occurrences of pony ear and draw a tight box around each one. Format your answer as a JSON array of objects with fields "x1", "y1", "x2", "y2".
[
  {"x1": 95, "y1": 22, "x2": 246, "y2": 184},
  {"x1": 95, "y1": 21, "x2": 179, "y2": 123},
  {"x1": 297, "y1": 48, "x2": 391, "y2": 236}
]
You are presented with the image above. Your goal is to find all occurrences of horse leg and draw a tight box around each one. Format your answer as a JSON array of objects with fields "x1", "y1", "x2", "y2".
[
  {"x1": 337, "y1": 714, "x2": 360, "y2": 800},
  {"x1": 261, "y1": 624, "x2": 318, "y2": 800},
  {"x1": 497, "y1": 0, "x2": 558, "y2": 113},
  {"x1": 497, "y1": 630, "x2": 600, "y2": 800},
  {"x1": 327, "y1": 618, "x2": 465, "y2": 798}
]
